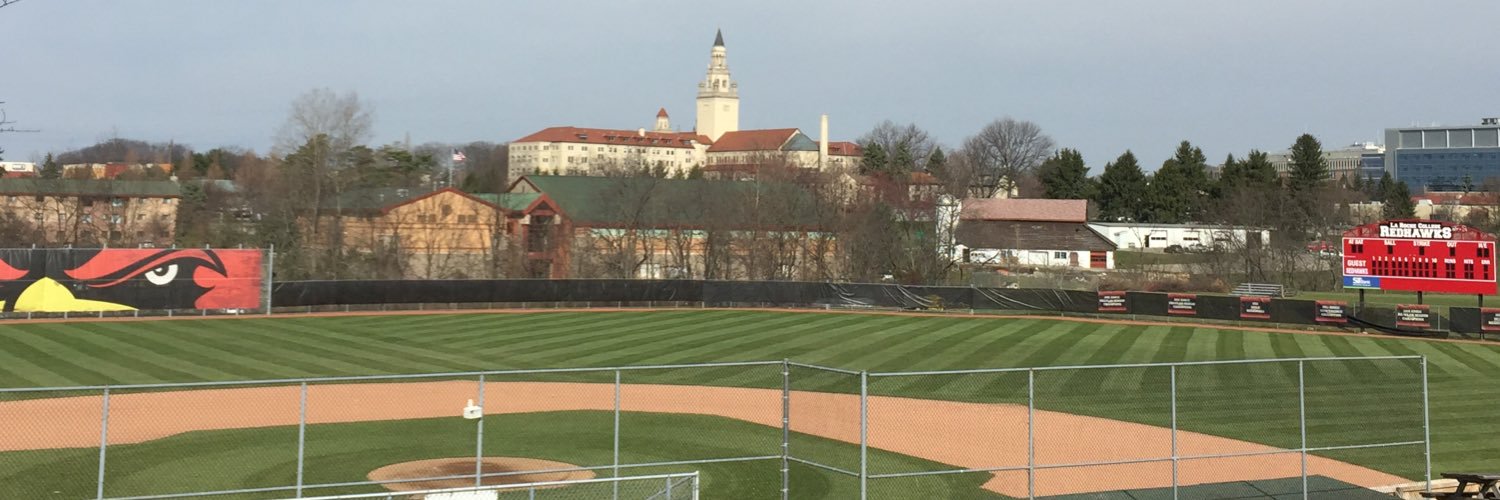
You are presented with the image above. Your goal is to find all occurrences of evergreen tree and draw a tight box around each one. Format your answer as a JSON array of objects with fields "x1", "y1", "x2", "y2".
[
  {"x1": 860, "y1": 142, "x2": 887, "y2": 175},
  {"x1": 925, "y1": 147, "x2": 946, "y2": 174},
  {"x1": 1380, "y1": 177, "x2": 1416, "y2": 219},
  {"x1": 1287, "y1": 134, "x2": 1328, "y2": 193},
  {"x1": 39, "y1": 153, "x2": 62, "y2": 179},
  {"x1": 1241, "y1": 150, "x2": 1279, "y2": 186},
  {"x1": 1145, "y1": 141, "x2": 1211, "y2": 223},
  {"x1": 1037, "y1": 148, "x2": 1092, "y2": 199},
  {"x1": 1217, "y1": 153, "x2": 1244, "y2": 192},
  {"x1": 891, "y1": 143, "x2": 914, "y2": 177},
  {"x1": 1094, "y1": 150, "x2": 1148, "y2": 221}
]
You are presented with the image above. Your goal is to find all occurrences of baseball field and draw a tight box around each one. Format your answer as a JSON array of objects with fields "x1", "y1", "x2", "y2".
[{"x1": 0, "y1": 309, "x2": 1496, "y2": 499}]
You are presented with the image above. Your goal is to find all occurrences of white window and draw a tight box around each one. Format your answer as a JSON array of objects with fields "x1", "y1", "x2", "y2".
[{"x1": 1054, "y1": 251, "x2": 1068, "y2": 259}]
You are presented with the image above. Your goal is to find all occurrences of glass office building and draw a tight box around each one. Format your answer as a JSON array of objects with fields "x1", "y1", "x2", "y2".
[{"x1": 1385, "y1": 119, "x2": 1500, "y2": 192}]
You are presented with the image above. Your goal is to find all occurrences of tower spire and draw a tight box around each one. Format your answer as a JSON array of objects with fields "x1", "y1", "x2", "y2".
[{"x1": 696, "y1": 30, "x2": 738, "y2": 141}]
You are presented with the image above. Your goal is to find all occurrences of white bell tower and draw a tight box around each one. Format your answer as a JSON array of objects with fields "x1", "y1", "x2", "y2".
[{"x1": 695, "y1": 29, "x2": 739, "y2": 142}]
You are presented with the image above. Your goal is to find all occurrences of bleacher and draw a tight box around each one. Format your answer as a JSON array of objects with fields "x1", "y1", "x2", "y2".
[{"x1": 1231, "y1": 283, "x2": 1291, "y2": 298}]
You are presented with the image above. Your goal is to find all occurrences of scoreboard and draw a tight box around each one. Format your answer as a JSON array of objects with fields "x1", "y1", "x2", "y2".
[{"x1": 1342, "y1": 220, "x2": 1497, "y2": 295}]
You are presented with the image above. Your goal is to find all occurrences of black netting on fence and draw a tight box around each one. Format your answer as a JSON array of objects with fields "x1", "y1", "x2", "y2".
[{"x1": 268, "y1": 279, "x2": 1485, "y2": 339}]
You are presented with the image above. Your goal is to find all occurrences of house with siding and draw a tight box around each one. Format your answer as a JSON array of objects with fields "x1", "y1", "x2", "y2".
[
  {"x1": 945, "y1": 198, "x2": 1117, "y2": 270},
  {"x1": 504, "y1": 175, "x2": 837, "y2": 280},
  {"x1": 315, "y1": 187, "x2": 510, "y2": 278},
  {"x1": 0, "y1": 179, "x2": 180, "y2": 247}
]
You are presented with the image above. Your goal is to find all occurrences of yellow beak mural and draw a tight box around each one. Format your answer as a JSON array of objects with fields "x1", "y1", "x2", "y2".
[
  {"x1": 0, "y1": 248, "x2": 265, "y2": 314},
  {"x1": 2, "y1": 278, "x2": 136, "y2": 312}
]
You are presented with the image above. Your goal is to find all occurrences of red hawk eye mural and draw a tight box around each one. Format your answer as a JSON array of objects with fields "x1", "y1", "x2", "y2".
[{"x1": 0, "y1": 249, "x2": 264, "y2": 313}]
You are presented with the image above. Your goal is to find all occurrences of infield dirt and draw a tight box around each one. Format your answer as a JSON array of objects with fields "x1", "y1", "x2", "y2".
[{"x1": 0, "y1": 381, "x2": 1405, "y2": 497}]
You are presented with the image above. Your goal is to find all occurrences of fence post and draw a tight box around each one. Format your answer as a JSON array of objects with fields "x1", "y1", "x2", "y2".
[
  {"x1": 859, "y1": 370, "x2": 868, "y2": 500},
  {"x1": 297, "y1": 381, "x2": 308, "y2": 497},
  {"x1": 614, "y1": 369, "x2": 622, "y2": 500},
  {"x1": 265, "y1": 244, "x2": 275, "y2": 316},
  {"x1": 1027, "y1": 368, "x2": 1036, "y2": 500},
  {"x1": 96, "y1": 387, "x2": 110, "y2": 500},
  {"x1": 1297, "y1": 360, "x2": 1307, "y2": 500},
  {"x1": 476, "y1": 373, "x2": 486, "y2": 487},
  {"x1": 1170, "y1": 365, "x2": 1179, "y2": 500},
  {"x1": 1422, "y1": 357, "x2": 1432, "y2": 494},
  {"x1": 781, "y1": 359, "x2": 790, "y2": 500}
]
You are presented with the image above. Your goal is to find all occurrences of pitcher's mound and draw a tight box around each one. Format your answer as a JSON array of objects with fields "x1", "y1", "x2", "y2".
[{"x1": 369, "y1": 457, "x2": 596, "y2": 491}]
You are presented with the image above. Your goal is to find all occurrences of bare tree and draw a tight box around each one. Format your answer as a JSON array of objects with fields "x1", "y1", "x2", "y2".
[
  {"x1": 859, "y1": 121, "x2": 937, "y2": 171},
  {"x1": 275, "y1": 89, "x2": 374, "y2": 155},
  {"x1": 960, "y1": 118, "x2": 1055, "y2": 198},
  {"x1": 0, "y1": 0, "x2": 23, "y2": 9}
]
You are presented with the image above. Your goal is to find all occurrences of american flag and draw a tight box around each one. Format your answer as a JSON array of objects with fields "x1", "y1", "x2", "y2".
[{"x1": 451, "y1": 149, "x2": 467, "y2": 163}]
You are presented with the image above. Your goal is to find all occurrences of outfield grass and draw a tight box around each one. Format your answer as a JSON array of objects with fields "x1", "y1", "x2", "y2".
[
  {"x1": 1, "y1": 310, "x2": 1498, "y2": 497},
  {"x1": 1299, "y1": 289, "x2": 1489, "y2": 308}
]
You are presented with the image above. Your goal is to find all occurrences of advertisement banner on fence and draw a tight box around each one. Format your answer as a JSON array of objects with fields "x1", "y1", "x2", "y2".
[
  {"x1": 1098, "y1": 291, "x2": 1127, "y2": 312},
  {"x1": 1167, "y1": 293, "x2": 1197, "y2": 315},
  {"x1": 1315, "y1": 301, "x2": 1349, "y2": 323},
  {"x1": 1240, "y1": 296, "x2": 1271, "y2": 319},
  {"x1": 1482, "y1": 308, "x2": 1500, "y2": 332},
  {"x1": 1395, "y1": 304, "x2": 1433, "y2": 329},
  {"x1": 0, "y1": 248, "x2": 264, "y2": 312}
]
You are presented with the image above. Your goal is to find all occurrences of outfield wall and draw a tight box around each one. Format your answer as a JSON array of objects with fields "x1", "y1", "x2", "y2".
[{"x1": 268, "y1": 279, "x2": 1492, "y2": 341}]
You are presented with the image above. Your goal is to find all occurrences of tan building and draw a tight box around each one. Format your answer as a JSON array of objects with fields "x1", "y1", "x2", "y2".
[
  {"x1": 507, "y1": 124, "x2": 712, "y2": 182},
  {"x1": 1265, "y1": 142, "x2": 1383, "y2": 181},
  {"x1": 505, "y1": 175, "x2": 840, "y2": 280},
  {"x1": 704, "y1": 121, "x2": 864, "y2": 178},
  {"x1": 0, "y1": 179, "x2": 179, "y2": 247},
  {"x1": 508, "y1": 31, "x2": 861, "y2": 183},
  {"x1": 316, "y1": 187, "x2": 514, "y2": 279}
]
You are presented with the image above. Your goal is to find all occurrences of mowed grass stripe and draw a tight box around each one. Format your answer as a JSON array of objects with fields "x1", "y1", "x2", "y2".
[
  {"x1": 137, "y1": 321, "x2": 357, "y2": 380},
  {"x1": 499, "y1": 311, "x2": 741, "y2": 361},
  {"x1": 1146, "y1": 327, "x2": 1197, "y2": 364},
  {"x1": 2, "y1": 327, "x2": 163, "y2": 384},
  {"x1": 266, "y1": 322, "x2": 499, "y2": 373},
  {"x1": 684, "y1": 314, "x2": 909, "y2": 383},
  {"x1": 0, "y1": 342, "x2": 72, "y2": 387},
  {"x1": 82, "y1": 323, "x2": 292, "y2": 381},
  {"x1": 870, "y1": 315, "x2": 1032, "y2": 369},
  {"x1": 377, "y1": 312, "x2": 622, "y2": 346},
  {"x1": 179, "y1": 321, "x2": 399, "y2": 377},
  {"x1": 545, "y1": 312, "x2": 808, "y2": 380},
  {"x1": 447, "y1": 311, "x2": 714, "y2": 353},
  {"x1": 34, "y1": 324, "x2": 243, "y2": 382},
  {"x1": 531, "y1": 311, "x2": 812, "y2": 366},
  {"x1": 605, "y1": 312, "x2": 853, "y2": 367},
  {"x1": 864, "y1": 318, "x2": 1017, "y2": 373},
  {"x1": 691, "y1": 314, "x2": 902, "y2": 365},
  {"x1": 810, "y1": 317, "x2": 959, "y2": 368},
  {"x1": 210, "y1": 321, "x2": 463, "y2": 375},
  {"x1": 437, "y1": 311, "x2": 711, "y2": 350}
]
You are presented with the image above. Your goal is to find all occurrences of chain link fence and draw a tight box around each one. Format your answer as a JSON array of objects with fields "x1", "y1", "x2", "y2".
[{"x1": 0, "y1": 357, "x2": 1428, "y2": 499}]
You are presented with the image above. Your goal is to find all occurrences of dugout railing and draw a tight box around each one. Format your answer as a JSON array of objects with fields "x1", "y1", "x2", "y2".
[{"x1": 0, "y1": 357, "x2": 1430, "y2": 500}]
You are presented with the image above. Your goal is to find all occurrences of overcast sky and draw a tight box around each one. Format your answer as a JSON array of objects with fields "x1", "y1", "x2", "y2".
[{"x1": 2, "y1": 0, "x2": 1497, "y2": 170}]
